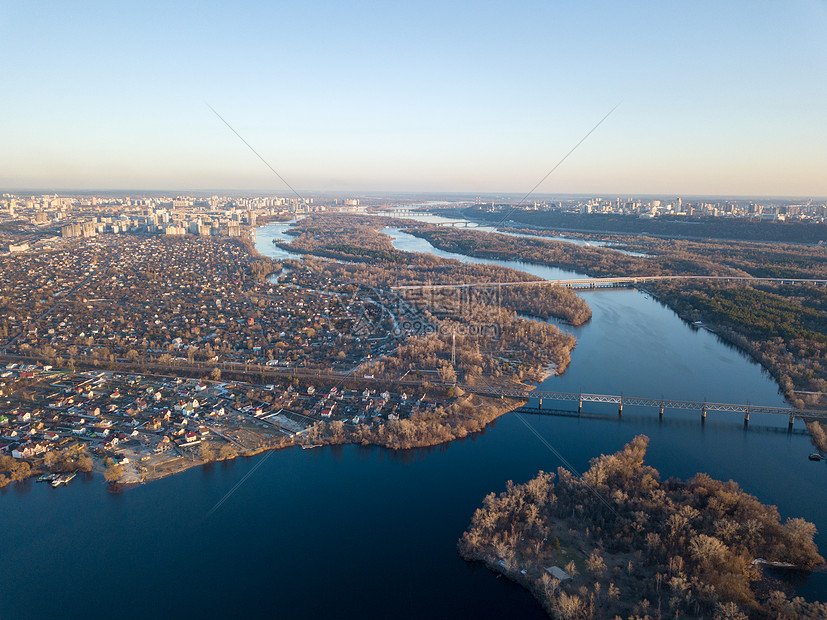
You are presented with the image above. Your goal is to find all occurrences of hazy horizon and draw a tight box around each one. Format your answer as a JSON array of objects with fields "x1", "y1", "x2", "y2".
[
  {"x1": 2, "y1": 1, "x2": 826, "y2": 196},
  {"x1": 3, "y1": 187, "x2": 825, "y2": 203}
]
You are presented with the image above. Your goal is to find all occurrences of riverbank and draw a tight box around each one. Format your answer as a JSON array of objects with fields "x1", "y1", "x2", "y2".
[
  {"x1": 442, "y1": 206, "x2": 827, "y2": 245},
  {"x1": 129, "y1": 393, "x2": 527, "y2": 487},
  {"x1": 459, "y1": 436, "x2": 826, "y2": 618},
  {"x1": 272, "y1": 214, "x2": 593, "y2": 327},
  {"x1": 645, "y1": 281, "x2": 827, "y2": 410},
  {"x1": 399, "y1": 220, "x2": 827, "y2": 412},
  {"x1": 5, "y1": 291, "x2": 825, "y2": 618}
]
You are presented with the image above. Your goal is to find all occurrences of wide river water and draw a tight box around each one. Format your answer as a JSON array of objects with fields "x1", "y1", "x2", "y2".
[{"x1": 2, "y1": 219, "x2": 825, "y2": 618}]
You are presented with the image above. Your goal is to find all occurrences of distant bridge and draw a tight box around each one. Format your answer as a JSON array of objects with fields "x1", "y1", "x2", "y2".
[
  {"x1": 465, "y1": 387, "x2": 827, "y2": 426},
  {"x1": 374, "y1": 209, "x2": 424, "y2": 217},
  {"x1": 432, "y1": 221, "x2": 483, "y2": 228},
  {"x1": 373, "y1": 210, "x2": 482, "y2": 227},
  {"x1": 392, "y1": 275, "x2": 827, "y2": 291}
]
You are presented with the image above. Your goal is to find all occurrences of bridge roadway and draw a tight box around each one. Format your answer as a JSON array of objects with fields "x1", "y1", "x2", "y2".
[
  {"x1": 373, "y1": 210, "x2": 482, "y2": 226},
  {"x1": 392, "y1": 275, "x2": 827, "y2": 291},
  {"x1": 466, "y1": 387, "x2": 827, "y2": 424}
]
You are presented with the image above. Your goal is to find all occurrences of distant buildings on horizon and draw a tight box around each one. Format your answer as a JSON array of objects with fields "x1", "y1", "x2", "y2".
[
  {"x1": 1, "y1": 190, "x2": 826, "y2": 254},
  {"x1": 0, "y1": 193, "x2": 330, "y2": 247},
  {"x1": 473, "y1": 195, "x2": 827, "y2": 222}
]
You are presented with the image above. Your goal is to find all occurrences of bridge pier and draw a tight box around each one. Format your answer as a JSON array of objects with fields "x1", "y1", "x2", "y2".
[
  {"x1": 578, "y1": 398, "x2": 582, "y2": 415},
  {"x1": 538, "y1": 397, "x2": 542, "y2": 410},
  {"x1": 788, "y1": 414, "x2": 795, "y2": 432},
  {"x1": 659, "y1": 403, "x2": 664, "y2": 419},
  {"x1": 701, "y1": 405, "x2": 707, "y2": 421},
  {"x1": 618, "y1": 400, "x2": 623, "y2": 417}
]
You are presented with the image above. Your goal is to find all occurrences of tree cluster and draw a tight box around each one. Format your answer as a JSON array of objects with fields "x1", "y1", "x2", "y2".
[
  {"x1": 42, "y1": 444, "x2": 94, "y2": 473},
  {"x1": 806, "y1": 421, "x2": 827, "y2": 454},
  {"x1": 459, "y1": 436, "x2": 824, "y2": 619},
  {"x1": 279, "y1": 215, "x2": 593, "y2": 326},
  {"x1": 411, "y1": 227, "x2": 734, "y2": 280},
  {"x1": 462, "y1": 208, "x2": 827, "y2": 244}
]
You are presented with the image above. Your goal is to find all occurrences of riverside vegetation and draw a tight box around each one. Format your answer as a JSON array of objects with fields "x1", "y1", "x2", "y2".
[
  {"x1": 805, "y1": 421, "x2": 827, "y2": 455},
  {"x1": 262, "y1": 213, "x2": 597, "y2": 449},
  {"x1": 407, "y1": 224, "x2": 827, "y2": 412},
  {"x1": 277, "y1": 214, "x2": 587, "y2": 383},
  {"x1": 495, "y1": 226, "x2": 827, "y2": 280},
  {"x1": 648, "y1": 281, "x2": 827, "y2": 408},
  {"x1": 0, "y1": 443, "x2": 94, "y2": 488},
  {"x1": 450, "y1": 207, "x2": 827, "y2": 244},
  {"x1": 408, "y1": 226, "x2": 734, "y2": 280},
  {"x1": 280, "y1": 214, "x2": 592, "y2": 325},
  {"x1": 459, "y1": 436, "x2": 826, "y2": 620}
]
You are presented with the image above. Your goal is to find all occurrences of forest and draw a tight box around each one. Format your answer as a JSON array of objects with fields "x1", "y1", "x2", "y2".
[
  {"x1": 614, "y1": 237, "x2": 827, "y2": 280},
  {"x1": 409, "y1": 226, "x2": 734, "y2": 279},
  {"x1": 459, "y1": 436, "x2": 825, "y2": 619},
  {"x1": 429, "y1": 223, "x2": 827, "y2": 281},
  {"x1": 497, "y1": 227, "x2": 827, "y2": 280},
  {"x1": 454, "y1": 207, "x2": 827, "y2": 244}
]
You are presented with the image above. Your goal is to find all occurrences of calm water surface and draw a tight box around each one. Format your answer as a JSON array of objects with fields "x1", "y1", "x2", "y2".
[
  {"x1": 253, "y1": 219, "x2": 303, "y2": 260},
  {"x1": 377, "y1": 205, "x2": 645, "y2": 256},
  {"x1": 2, "y1": 222, "x2": 825, "y2": 618}
]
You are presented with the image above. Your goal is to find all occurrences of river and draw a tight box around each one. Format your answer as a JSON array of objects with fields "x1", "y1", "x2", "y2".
[
  {"x1": 1, "y1": 220, "x2": 825, "y2": 618},
  {"x1": 376, "y1": 204, "x2": 648, "y2": 256}
]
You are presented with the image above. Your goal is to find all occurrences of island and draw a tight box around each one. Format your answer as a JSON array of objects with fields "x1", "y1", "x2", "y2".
[{"x1": 459, "y1": 435, "x2": 826, "y2": 619}]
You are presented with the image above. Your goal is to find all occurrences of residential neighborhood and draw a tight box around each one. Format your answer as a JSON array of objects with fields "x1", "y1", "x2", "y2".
[
  {"x1": 0, "y1": 233, "x2": 408, "y2": 372},
  {"x1": 0, "y1": 363, "x2": 431, "y2": 486}
]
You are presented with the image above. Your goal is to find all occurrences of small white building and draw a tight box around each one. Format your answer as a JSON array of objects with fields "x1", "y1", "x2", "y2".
[{"x1": 544, "y1": 566, "x2": 571, "y2": 581}]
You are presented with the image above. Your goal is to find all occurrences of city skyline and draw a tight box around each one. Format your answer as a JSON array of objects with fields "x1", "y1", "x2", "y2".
[{"x1": 2, "y1": 1, "x2": 826, "y2": 196}]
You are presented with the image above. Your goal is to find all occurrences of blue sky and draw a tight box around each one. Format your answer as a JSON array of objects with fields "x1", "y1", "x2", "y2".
[{"x1": 1, "y1": 0, "x2": 826, "y2": 196}]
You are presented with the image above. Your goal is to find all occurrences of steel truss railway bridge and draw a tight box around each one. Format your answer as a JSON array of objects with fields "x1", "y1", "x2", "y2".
[{"x1": 466, "y1": 387, "x2": 827, "y2": 427}]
